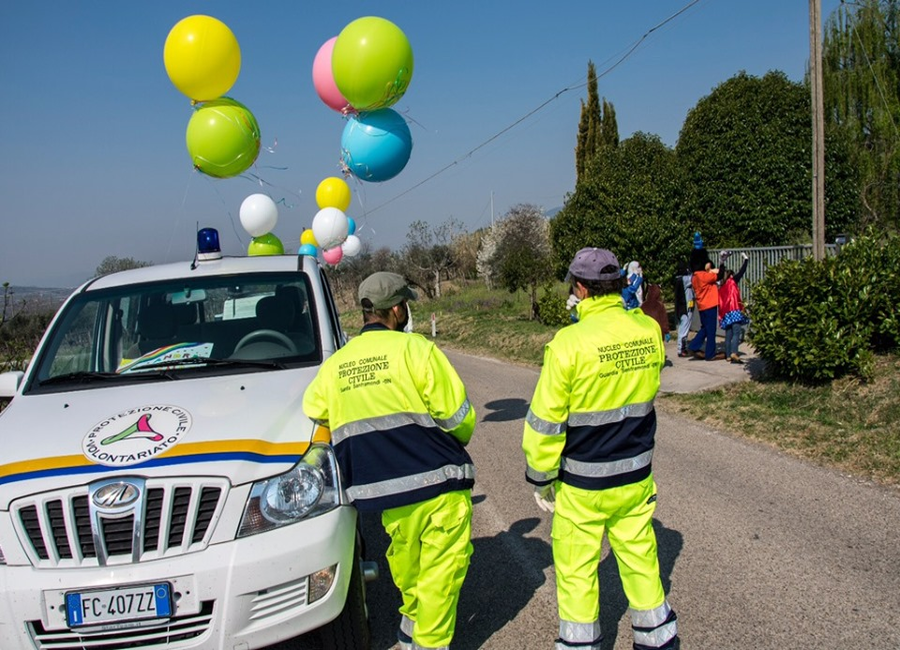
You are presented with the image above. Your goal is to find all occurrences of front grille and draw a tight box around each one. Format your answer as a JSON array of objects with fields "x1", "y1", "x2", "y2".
[
  {"x1": 28, "y1": 600, "x2": 215, "y2": 649},
  {"x1": 13, "y1": 478, "x2": 228, "y2": 568}
]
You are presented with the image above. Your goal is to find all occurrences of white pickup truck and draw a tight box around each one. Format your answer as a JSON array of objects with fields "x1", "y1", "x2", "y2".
[{"x1": 0, "y1": 235, "x2": 373, "y2": 649}]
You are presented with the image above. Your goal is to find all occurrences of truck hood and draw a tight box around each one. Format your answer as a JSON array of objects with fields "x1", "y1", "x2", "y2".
[{"x1": 0, "y1": 368, "x2": 325, "y2": 508}]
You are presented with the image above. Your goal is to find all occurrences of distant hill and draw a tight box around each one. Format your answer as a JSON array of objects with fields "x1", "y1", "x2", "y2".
[
  {"x1": 545, "y1": 206, "x2": 563, "y2": 218},
  {"x1": 5, "y1": 286, "x2": 70, "y2": 314}
]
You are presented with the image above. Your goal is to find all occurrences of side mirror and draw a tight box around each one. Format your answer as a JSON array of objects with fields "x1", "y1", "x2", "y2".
[{"x1": 0, "y1": 371, "x2": 25, "y2": 399}]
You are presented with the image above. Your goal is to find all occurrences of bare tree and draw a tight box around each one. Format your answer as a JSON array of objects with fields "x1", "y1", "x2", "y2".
[{"x1": 399, "y1": 218, "x2": 466, "y2": 298}]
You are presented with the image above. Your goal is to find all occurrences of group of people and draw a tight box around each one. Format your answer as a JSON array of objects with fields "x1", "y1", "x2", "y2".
[
  {"x1": 303, "y1": 247, "x2": 679, "y2": 650},
  {"x1": 675, "y1": 233, "x2": 749, "y2": 364}
]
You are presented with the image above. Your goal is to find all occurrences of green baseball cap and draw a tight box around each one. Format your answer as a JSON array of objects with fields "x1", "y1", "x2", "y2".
[{"x1": 358, "y1": 272, "x2": 418, "y2": 310}]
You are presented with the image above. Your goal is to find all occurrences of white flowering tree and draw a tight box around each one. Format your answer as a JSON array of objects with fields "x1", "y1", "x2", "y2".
[{"x1": 478, "y1": 204, "x2": 551, "y2": 319}]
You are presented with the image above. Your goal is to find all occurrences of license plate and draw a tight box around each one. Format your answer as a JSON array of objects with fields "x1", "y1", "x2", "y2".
[{"x1": 65, "y1": 583, "x2": 172, "y2": 628}]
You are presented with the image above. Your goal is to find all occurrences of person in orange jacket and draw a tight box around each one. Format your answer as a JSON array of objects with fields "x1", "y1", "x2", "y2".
[{"x1": 687, "y1": 234, "x2": 723, "y2": 360}]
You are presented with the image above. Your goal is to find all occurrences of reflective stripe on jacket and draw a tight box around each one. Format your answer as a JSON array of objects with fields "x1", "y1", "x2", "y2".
[
  {"x1": 523, "y1": 294, "x2": 664, "y2": 491},
  {"x1": 303, "y1": 324, "x2": 476, "y2": 511}
]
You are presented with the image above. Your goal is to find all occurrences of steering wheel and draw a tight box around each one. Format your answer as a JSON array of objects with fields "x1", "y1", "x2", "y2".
[{"x1": 233, "y1": 329, "x2": 298, "y2": 355}]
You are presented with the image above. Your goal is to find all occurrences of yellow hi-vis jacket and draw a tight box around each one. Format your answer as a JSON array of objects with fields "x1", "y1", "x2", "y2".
[
  {"x1": 523, "y1": 294, "x2": 665, "y2": 491},
  {"x1": 303, "y1": 323, "x2": 476, "y2": 512}
]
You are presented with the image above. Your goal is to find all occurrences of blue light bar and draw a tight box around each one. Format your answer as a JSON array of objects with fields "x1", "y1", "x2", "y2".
[{"x1": 197, "y1": 228, "x2": 222, "y2": 261}]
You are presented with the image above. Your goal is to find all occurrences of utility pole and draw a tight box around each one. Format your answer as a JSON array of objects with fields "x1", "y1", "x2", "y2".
[{"x1": 810, "y1": 0, "x2": 826, "y2": 260}]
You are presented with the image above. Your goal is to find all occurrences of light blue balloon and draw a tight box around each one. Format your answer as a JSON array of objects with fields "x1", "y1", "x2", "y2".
[
  {"x1": 299, "y1": 243, "x2": 319, "y2": 257},
  {"x1": 347, "y1": 216, "x2": 357, "y2": 236},
  {"x1": 341, "y1": 108, "x2": 413, "y2": 182}
]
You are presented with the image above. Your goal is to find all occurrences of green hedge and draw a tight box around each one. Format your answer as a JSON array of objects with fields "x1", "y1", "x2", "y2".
[{"x1": 748, "y1": 231, "x2": 900, "y2": 382}]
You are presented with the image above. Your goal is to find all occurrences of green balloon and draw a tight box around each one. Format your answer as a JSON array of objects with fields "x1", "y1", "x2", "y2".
[
  {"x1": 186, "y1": 97, "x2": 261, "y2": 178},
  {"x1": 248, "y1": 233, "x2": 284, "y2": 256},
  {"x1": 332, "y1": 16, "x2": 414, "y2": 111}
]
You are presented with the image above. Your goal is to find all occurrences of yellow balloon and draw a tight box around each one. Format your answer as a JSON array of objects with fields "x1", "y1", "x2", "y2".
[
  {"x1": 316, "y1": 177, "x2": 352, "y2": 211},
  {"x1": 300, "y1": 228, "x2": 319, "y2": 247},
  {"x1": 164, "y1": 15, "x2": 241, "y2": 102}
]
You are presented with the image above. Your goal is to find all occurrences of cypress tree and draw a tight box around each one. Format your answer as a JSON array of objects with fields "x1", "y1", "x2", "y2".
[
  {"x1": 600, "y1": 98, "x2": 620, "y2": 149},
  {"x1": 575, "y1": 61, "x2": 602, "y2": 184},
  {"x1": 575, "y1": 99, "x2": 589, "y2": 182}
]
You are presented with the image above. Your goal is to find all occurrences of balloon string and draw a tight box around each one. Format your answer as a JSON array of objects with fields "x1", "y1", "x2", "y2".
[
  {"x1": 262, "y1": 137, "x2": 279, "y2": 154},
  {"x1": 395, "y1": 108, "x2": 426, "y2": 132},
  {"x1": 164, "y1": 167, "x2": 197, "y2": 263},
  {"x1": 244, "y1": 172, "x2": 302, "y2": 210},
  {"x1": 203, "y1": 174, "x2": 248, "y2": 249}
]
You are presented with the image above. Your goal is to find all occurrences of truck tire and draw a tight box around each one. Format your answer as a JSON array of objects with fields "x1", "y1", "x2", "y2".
[{"x1": 319, "y1": 543, "x2": 370, "y2": 650}]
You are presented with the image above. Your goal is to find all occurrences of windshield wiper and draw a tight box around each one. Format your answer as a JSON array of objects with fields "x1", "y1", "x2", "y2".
[
  {"x1": 39, "y1": 371, "x2": 174, "y2": 386},
  {"x1": 129, "y1": 357, "x2": 287, "y2": 371}
]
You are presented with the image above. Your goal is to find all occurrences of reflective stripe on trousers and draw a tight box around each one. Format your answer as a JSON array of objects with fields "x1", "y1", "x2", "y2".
[
  {"x1": 632, "y1": 601, "x2": 678, "y2": 649},
  {"x1": 556, "y1": 618, "x2": 601, "y2": 650}
]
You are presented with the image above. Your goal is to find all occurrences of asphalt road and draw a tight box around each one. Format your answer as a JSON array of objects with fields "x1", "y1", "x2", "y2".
[{"x1": 305, "y1": 349, "x2": 900, "y2": 649}]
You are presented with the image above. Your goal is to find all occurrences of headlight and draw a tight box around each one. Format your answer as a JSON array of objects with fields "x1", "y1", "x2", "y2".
[{"x1": 237, "y1": 443, "x2": 343, "y2": 538}]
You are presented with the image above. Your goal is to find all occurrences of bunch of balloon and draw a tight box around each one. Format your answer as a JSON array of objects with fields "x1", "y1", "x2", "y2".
[
  {"x1": 314, "y1": 16, "x2": 415, "y2": 183},
  {"x1": 240, "y1": 194, "x2": 284, "y2": 256},
  {"x1": 309, "y1": 177, "x2": 355, "y2": 266},
  {"x1": 312, "y1": 201, "x2": 349, "y2": 265},
  {"x1": 165, "y1": 15, "x2": 261, "y2": 179}
]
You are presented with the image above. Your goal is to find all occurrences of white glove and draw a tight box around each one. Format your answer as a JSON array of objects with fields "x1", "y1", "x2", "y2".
[
  {"x1": 741, "y1": 252, "x2": 749, "y2": 260},
  {"x1": 533, "y1": 484, "x2": 555, "y2": 513},
  {"x1": 566, "y1": 294, "x2": 581, "y2": 310}
]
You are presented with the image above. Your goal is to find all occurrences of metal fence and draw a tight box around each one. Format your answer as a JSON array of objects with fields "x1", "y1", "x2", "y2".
[
  {"x1": 691, "y1": 244, "x2": 838, "y2": 334},
  {"x1": 707, "y1": 244, "x2": 838, "y2": 304}
]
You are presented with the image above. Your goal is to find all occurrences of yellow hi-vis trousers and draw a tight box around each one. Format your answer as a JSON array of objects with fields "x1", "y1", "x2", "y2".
[
  {"x1": 552, "y1": 475, "x2": 673, "y2": 649},
  {"x1": 382, "y1": 490, "x2": 473, "y2": 650}
]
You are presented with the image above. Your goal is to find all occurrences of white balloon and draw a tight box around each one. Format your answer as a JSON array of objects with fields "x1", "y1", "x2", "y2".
[
  {"x1": 312, "y1": 207, "x2": 349, "y2": 250},
  {"x1": 240, "y1": 194, "x2": 279, "y2": 238},
  {"x1": 341, "y1": 234, "x2": 362, "y2": 257}
]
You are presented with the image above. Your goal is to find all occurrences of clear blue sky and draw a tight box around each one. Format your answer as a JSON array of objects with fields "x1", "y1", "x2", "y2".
[{"x1": 0, "y1": 0, "x2": 842, "y2": 287}]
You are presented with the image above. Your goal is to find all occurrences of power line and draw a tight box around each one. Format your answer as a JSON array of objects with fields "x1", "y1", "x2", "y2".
[{"x1": 363, "y1": 0, "x2": 705, "y2": 216}]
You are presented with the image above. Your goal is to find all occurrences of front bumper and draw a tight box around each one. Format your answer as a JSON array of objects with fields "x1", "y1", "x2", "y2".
[{"x1": 0, "y1": 505, "x2": 358, "y2": 650}]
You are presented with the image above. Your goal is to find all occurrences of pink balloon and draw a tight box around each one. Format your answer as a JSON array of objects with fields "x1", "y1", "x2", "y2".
[
  {"x1": 322, "y1": 246, "x2": 344, "y2": 265},
  {"x1": 312, "y1": 37, "x2": 353, "y2": 114}
]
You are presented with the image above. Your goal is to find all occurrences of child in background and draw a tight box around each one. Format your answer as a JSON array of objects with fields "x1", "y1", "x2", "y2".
[
  {"x1": 719, "y1": 252, "x2": 750, "y2": 363},
  {"x1": 622, "y1": 261, "x2": 644, "y2": 310}
]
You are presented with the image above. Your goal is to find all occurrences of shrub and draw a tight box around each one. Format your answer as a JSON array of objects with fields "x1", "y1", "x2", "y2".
[
  {"x1": 748, "y1": 231, "x2": 900, "y2": 382},
  {"x1": 536, "y1": 287, "x2": 571, "y2": 327}
]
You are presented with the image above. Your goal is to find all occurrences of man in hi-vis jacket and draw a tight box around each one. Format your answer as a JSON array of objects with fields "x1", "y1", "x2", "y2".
[
  {"x1": 304, "y1": 272, "x2": 476, "y2": 650},
  {"x1": 523, "y1": 248, "x2": 678, "y2": 650}
]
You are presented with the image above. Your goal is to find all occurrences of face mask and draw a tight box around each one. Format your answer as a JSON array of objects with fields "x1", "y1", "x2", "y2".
[{"x1": 396, "y1": 302, "x2": 410, "y2": 330}]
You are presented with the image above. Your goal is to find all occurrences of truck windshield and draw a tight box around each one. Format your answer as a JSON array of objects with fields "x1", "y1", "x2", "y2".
[{"x1": 28, "y1": 273, "x2": 321, "y2": 393}]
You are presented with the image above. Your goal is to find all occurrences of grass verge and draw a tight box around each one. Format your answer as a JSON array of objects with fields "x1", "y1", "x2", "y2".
[{"x1": 657, "y1": 354, "x2": 900, "y2": 488}]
